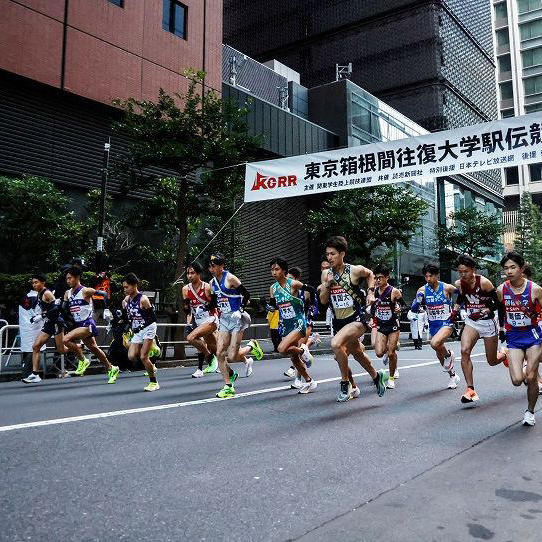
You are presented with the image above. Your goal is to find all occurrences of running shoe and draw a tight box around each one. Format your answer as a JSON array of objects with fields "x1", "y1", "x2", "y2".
[
  {"x1": 144, "y1": 382, "x2": 160, "y2": 392},
  {"x1": 447, "y1": 374, "x2": 460, "y2": 389},
  {"x1": 442, "y1": 351, "x2": 455, "y2": 372},
  {"x1": 523, "y1": 410, "x2": 536, "y2": 426},
  {"x1": 74, "y1": 358, "x2": 91, "y2": 376},
  {"x1": 337, "y1": 380, "x2": 352, "y2": 402},
  {"x1": 386, "y1": 376, "x2": 395, "y2": 389},
  {"x1": 299, "y1": 380, "x2": 317, "y2": 394},
  {"x1": 216, "y1": 385, "x2": 235, "y2": 398},
  {"x1": 192, "y1": 368, "x2": 204, "y2": 378},
  {"x1": 382, "y1": 353, "x2": 389, "y2": 366},
  {"x1": 229, "y1": 371, "x2": 238, "y2": 385},
  {"x1": 143, "y1": 364, "x2": 157, "y2": 377},
  {"x1": 311, "y1": 332, "x2": 322, "y2": 346},
  {"x1": 300, "y1": 344, "x2": 314, "y2": 368},
  {"x1": 497, "y1": 349, "x2": 508, "y2": 367},
  {"x1": 284, "y1": 366, "x2": 296, "y2": 378},
  {"x1": 394, "y1": 369, "x2": 399, "y2": 379},
  {"x1": 22, "y1": 373, "x2": 41, "y2": 384},
  {"x1": 291, "y1": 377, "x2": 303, "y2": 389},
  {"x1": 107, "y1": 365, "x2": 120, "y2": 384},
  {"x1": 203, "y1": 355, "x2": 218, "y2": 374},
  {"x1": 245, "y1": 357, "x2": 254, "y2": 377},
  {"x1": 350, "y1": 386, "x2": 361, "y2": 399},
  {"x1": 248, "y1": 339, "x2": 264, "y2": 361},
  {"x1": 461, "y1": 388, "x2": 479, "y2": 403},
  {"x1": 375, "y1": 370, "x2": 388, "y2": 397}
]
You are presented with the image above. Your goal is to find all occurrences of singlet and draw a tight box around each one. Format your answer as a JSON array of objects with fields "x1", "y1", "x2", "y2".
[
  {"x1": 211, "y1": 271, "x2": 242, "y2": 314},
  {"x1": 461, "y1": 275, "x2": 494, "y2": 320},
  {"x1": 68, "y1": 285, "x2": 93, "y2": 323},
  {"x1": 126, "y1": 292, "x2": 156, "y2": 330},
  {"x1": 37, "y1": 288, "x2": 58, "y2": 321},
  {"x1": 271, "y1": 278, "x2": 305, "y2": 322},
  {"x1": 328, "y1": 264, "x2": 366, "y2": 321},
  {"x1": 503, "y1": 280, "x2": 540, "y2": 331},
  {"x1": 424, "y1": 282, "x2": 452, "y2": 322},
  {"x1": 374, "y1": 285, "x2": 397, "y2": 325},
  {"x1": 185, "y1": 282, "x2": 217, "y2": 323}
]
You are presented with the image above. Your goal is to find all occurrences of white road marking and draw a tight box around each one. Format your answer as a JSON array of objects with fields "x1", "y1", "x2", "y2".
[{"x1": 0, "y1": 353, "x2": 488, "y2": 433}]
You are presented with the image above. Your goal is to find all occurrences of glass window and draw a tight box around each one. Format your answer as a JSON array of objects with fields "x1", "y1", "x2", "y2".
[
  {"x1": 524, "y1": 75, "x2": 542, "y2": 94},
  {"x1": 500, "y1": 81, "x2": 514, "y2": 100},
  {"x1": 108, "y1": 0, "x2": 123, "y2": 5},
  {"x1": 505, "y1": 167, "x2": 519, "y2": 185},
  {"x1": 495, "y1": 2, "x2": 508, "y2": 18},
  {"x1": 529, "y1": 162, "x2": 542, "y2": 181},
  {"x1": 498, "y1": 54, "x2": 512, "y2": 72},
  {"x1": 526, "y1": 102, "x2": 542, "y2": 112},
  {"x1": 497, "y1": 29, "x2": 510, "y2": 46},
  {"x1": 518, "y1": 0, "x2": 542, "y2": 14},
  {"x1": 520, "y1": 19, "x2": 542, "y2": 40},
  {"x1": 162, "y1": 0, "x2": 187, "y2": 39},
  {"x1": 501, "y1": 108, "x2": 515, "y2": 118},
  {"x1": 351, "y1": 102, "x2": 372, "y2": 134},
  {"x1": 522, "y1": 47, "x2": 542, "y2": 67}
]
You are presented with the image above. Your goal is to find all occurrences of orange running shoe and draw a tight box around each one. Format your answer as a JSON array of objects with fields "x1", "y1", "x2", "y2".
[{"x1": 461, "y1": 388, "x2": 479, "y2": 403}]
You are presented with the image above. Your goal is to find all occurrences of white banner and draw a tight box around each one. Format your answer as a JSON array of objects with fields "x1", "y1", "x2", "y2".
[{"x1": 244, "y1": 113, "x2": 542, "y2": 202}]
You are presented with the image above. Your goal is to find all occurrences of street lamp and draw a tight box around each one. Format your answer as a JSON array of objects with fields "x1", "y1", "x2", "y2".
[{"x1": 96, "y1": 137, "x2": 111, "y2": 273}]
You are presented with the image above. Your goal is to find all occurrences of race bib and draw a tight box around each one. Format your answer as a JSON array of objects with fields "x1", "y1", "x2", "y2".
[
  {"x1": 376, "y1": 307, "x2": 392, "y2": 321},
  {"x1": 218, "y1": 296, "x2": 231, "y2": 313},
  {"x1": 427, "y1": 304, "x2": 451, "y2": 322},
  {"x1": 279, "y1": 302, "x2": 296, "y2": 320},
  {"x1": 330, "y1": 288, "x2": 354, "y2": 310},
  {"x1": 506, "y1": 310, "x2": 531, "y2": 328}
]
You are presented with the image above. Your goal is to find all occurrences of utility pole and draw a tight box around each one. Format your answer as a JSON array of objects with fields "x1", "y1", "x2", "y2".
[{"x1": 96, "y1": 137, "x2": 111, "y2": 273}]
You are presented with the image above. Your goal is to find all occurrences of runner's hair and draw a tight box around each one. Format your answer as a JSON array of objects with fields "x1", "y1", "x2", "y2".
[
  {"x1": 374, "y1": 264, "x2": 391, "y2": 277},
  {"x1": 455, "y1": 254, "x2": 476, "y2": 269},
  {"x1": 269, "y1": 257, "x2": 288, "y2": 272},
  {"x1": 186, "y1": 261, "x2": 203, "y2": 274},
  {"x1": 288, "y1": 266, "x2": 302, "y2": 279},
  {"x1": 66, "y1": 266, "x2": 82, "y2": 278},
  {"x1": 32, "y1": 272, "x2": 47, "y2": 283},
  {"x1": 499, "y1": 251, "x2": 524, "y2": 268},
  {"x1": 325, "y1": 236, "x2": 347, "y2": 253},
  {"x1": 123, "y1": 272, "x2": 139, "y2": 285},
  {"x1": 422, "y1": 263, "x2": 439, "y2": 276}
]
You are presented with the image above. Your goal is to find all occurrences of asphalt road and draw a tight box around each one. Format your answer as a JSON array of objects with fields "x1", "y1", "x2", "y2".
[{"x1": 1, "y1": 341, "x2": 542, "y2": 541}]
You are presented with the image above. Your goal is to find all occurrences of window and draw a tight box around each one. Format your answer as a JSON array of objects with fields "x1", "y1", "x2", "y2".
[
  {"x1": 518, "y1": 0, "x2": 542, "y2": 14},
  {"x1": 522, "y1": 47, "x2": 542, "y2": 67},
  {"x1": 529, "y1": 162, "x2": 542, "y2": 181},
  {"x1": 495, "y1": 2, "x2": 508, "y2": 19},
  {"x1": 505, "y1": 167, "x2": 519, "y2": 185},
  {"x1": 524, "y1": 74, "x2": 542, "y2": 94},
  {"x1": 498, "y1": 54, "x2": 512, "y2": 72},
  {"x1": 526, "y1": 102, "x2": 542, "y2": 112},
  {"x1": 108, "y1": 0, "x2": 123, "y2": 6},
  {"x1": 163, "y1": 0, "x2": 187, "y2": 39},
  {"x1": 520, "y1": 19, "x2": 542, "y2": 40},
  {"x1": 497, "y1": 29, "x2": 510, "y2": 46},
  {"x1": 501, "y1": 108, "x2": 515, "y2": 118},
  {"x1": 500, "y1": 81, "x2": 514, "y2": 100}
]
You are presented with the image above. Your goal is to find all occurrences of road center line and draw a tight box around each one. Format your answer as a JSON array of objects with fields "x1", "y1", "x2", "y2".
[{"x1": 0, "y1": 354, "x2": 488, "y2": 433}]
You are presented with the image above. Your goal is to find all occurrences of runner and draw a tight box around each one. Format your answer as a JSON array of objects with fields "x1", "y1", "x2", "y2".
[
  {"x1": 122, "y1": 273, "x2": 161, "y2": 391},
  {"x1": 208, "y1": 254, "x2": 262, "y2": 398},
  {"x1": 497, "y1": 252, "x2": 542, "y2": 425},
  {"x1": 270, "y1": 258, "x2": 317, "y2": 393},
  {"x1": 283, "y1": 266, "x2": 320, "y2": 385},
  {"x1": 455, "y1": 254, "x2": 502, "y2": 404},
  {"x1": 410, "y1": 263, "x2": 460, "y2": 389},
  {"x1": 319, "y1": 236, "x2": 388, "y2": 402},
  {"x1": 181, "y1": 262, "x2": 219, "y2": 378},
  {"x1": 61, "y1": 266, "x2": 119, "y2": 383},
  {"x1": 371, "y1": 264, "x2": 404, "y2": 390},
  {"x1": 22, "y1": 273, "x2": 66, "y2": 384}
]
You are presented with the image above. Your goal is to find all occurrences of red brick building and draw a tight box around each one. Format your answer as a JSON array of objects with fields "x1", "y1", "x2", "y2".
[{"x1": 0, "y1": 0, "x2": 222, "y2": 194}]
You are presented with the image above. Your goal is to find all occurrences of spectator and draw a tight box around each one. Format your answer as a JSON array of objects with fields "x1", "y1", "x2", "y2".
[
  {"x1": 18, "y1": 289, "x2": 44, "y2": 378},
  {"x1": 266, "y1": 306, "x2": 280, "y2": 353}
]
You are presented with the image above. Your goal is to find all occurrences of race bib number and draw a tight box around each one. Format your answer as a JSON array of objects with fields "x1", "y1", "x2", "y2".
[
  {"x1": 376, "y1": 307, "x2": 392, "y2": 321},
  {"x1": 506, "y1": 310, "x2": 531, "y2": 328},
  {"x1": 330, "y1": 288, "x2": 353, "y2": 310},
  {"x1": 218, "y1": 296, "x2": 231, "y2": 313},
  {"x1": 427, "y1": 304, "x2": 450, "y2": 322},
  {"x1": 279, "y1": 302, "x2": 296, "y2": 320}
]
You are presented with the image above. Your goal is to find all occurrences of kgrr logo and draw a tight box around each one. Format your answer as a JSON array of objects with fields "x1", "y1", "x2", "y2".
[{"x1": 251, "y1": 172, "x2": 297, "y2": 191}]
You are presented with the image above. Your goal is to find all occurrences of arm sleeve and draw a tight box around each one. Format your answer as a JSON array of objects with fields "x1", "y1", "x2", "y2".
[
  {"x1": 205, "y1": 293, "x2": 218, "y2": 311},
  {"x1": 235, "y1": 284, "x2": 250, "y2": 308},
  {"x1": 183, "y1": 298, "x2": 191, "y2": 315},
  {"x1": 497, "y1": 299, "x2": 506, "y2": 328},
  {"x1": 487, "y1": 289, "x2": 499, "y2": 313},
  {"x1": 94, "y1": 290, "x2": 109, "y2": 307}
]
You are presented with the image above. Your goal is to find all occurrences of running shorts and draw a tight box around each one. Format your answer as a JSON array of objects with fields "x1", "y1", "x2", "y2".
[
  {"x1": 73, "y1": 318, "x2": 99, "y2": 338},
  {"x1": 428, "y1": 319, "x2": 453, "y2": 338},
  {"x1": 377, "y1": 318, "x2": 400, "y2": 336},
  {"x1": 464, "y1": 316, "x2": 498, "y2": 338},
  {"x1": 42, "y1": 316, "x2": 64, "y2": 337},
  {"x1": 506, "y1": 328, "x2": 542, "y2": 350},
  {"x1": 332, "y1": 311, "x2": 367, "y2": 335},
  {"x1": 131, "y1": 322, "x2": 157, "y2": 344},
  {"x1": 218, "y1": 311, "x2": 251, "y2": 334},
  {"x1": 281, "y1": 316, "x2": 307, "y2": 337}
]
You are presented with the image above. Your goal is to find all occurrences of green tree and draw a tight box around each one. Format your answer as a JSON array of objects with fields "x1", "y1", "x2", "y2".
[
  {"x1": 112, "y1": 71, "x2": 261, "y2": 281},
  {"x1": 514, "y1": 192, "x2": 542, "y2": 282},
  {"x1": 0, "y1": 176, "x2": 78, "y2": 274},
  {"x1": 436, "y1": 206, "x2": 504, "y2": 264},
  {"x1": 306, "y1": 185, "x2": 430, "y2": 266}
]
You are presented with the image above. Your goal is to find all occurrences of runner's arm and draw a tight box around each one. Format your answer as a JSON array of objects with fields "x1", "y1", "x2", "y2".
[
  {"x1": 319, "y1": 270, "x2": 333, "y2": 305},
  {"x1": 353, "y1": 265, "x2": 375, "y2": 303},
  {"x1": 410, "y1": 287, "x2": 425, "y2": 312}
]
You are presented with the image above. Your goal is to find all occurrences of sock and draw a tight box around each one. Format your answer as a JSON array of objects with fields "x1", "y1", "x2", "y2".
[
  {"x1": 32, "y1": 371, "x2": 39, "y2": 375},
  {"x1": 206, "y1": 353, "x2": 215, "y2": 363},
  {"x1": 150, "y1": 376, "x2": 157, "y2": 383},
  {"x1": 228, "y1": 367, "x2": 234, "y2": 377},
  {"x1": 373, "y1": 375, "x2": 380, "y2": 385},
  {"x1": 468, "y1": 385, "x2": 475, "y2": 391},
  {"x1": 226, "y1": 383, "x2": 232, "y2": 387},
  {"x1": 449, "y1": 370, "x2": 455, "y2": 377},
  {"x1": 197, "y1": 353, "x2": 204, "y2": 370}
]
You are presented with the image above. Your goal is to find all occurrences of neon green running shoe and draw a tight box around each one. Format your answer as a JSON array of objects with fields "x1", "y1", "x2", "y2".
[
  {"x1": 216, "y1": 384, "x2": 235, "y2": 398},
  {"x1": 144, "y1": 381, "x2": 160, "y2": 392},
  {"x1": 248, "y1": 339, "x2": 264, "y2": 361},
  {"x1": 229, "y1": 370, "x2": 238, "y2": 385},
  {"x1": 107, "y1": 365, "x2": 120, "y2": 384},
  {"x1": 74, "y1": 358, "x2": 91, "y2": 376},
  {"x1": 143, "y1": 364, "x2": 157, "y2": 377},
  {"x1": 203, "y1": 355, "x2": 218, "y2": 374}
]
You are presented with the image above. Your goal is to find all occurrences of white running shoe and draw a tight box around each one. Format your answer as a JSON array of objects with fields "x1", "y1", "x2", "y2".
[
  {"x1": 350, "y1": 386, "x2": 361, "y2": 399},
  {"x1": 192, "y1": 369, "x2": 204, "y2": 378},
  {"x1": 382, "y1": 353, "x2": 389, "y2": 366},
  {"x1": 245, "y1": 357, "x2": 254, "y2": 377},
  {"x1": 539, "y1": 381, "x2": 542, "y2": 395},
  {"x1": 300, "y1": 344, "x2": 310, "y2": 363},
  {"x1": 284, "y1": 367, "x2": 296, "y2": 378},
  {"x1": 22, "y1": 373, "x2": 41, "y2": 384},
  {"x1": 447, "y1": 374, "x2": 460, "y2": 389},
  {"x1": 299, "y1": 380, "x2": 317, "y2": 394},
  {"x1": 311, "y1": 332, "x2": 322, "y2": 346},
  {"x1": 443, "y1": 350, "x2": 455, "y2": 372},
  {"x1": 291, "y1": 377, "x2": 303, "y2": 389},
  {"x1": 386, "y1": 377, "x2": 396, "y2": 389},
  {"x1": 523, "y1": 410, "x2": 536, "y2": 426},
  {"x1": 394, "y1": 369, "x2": 399, "y2": 379}
]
